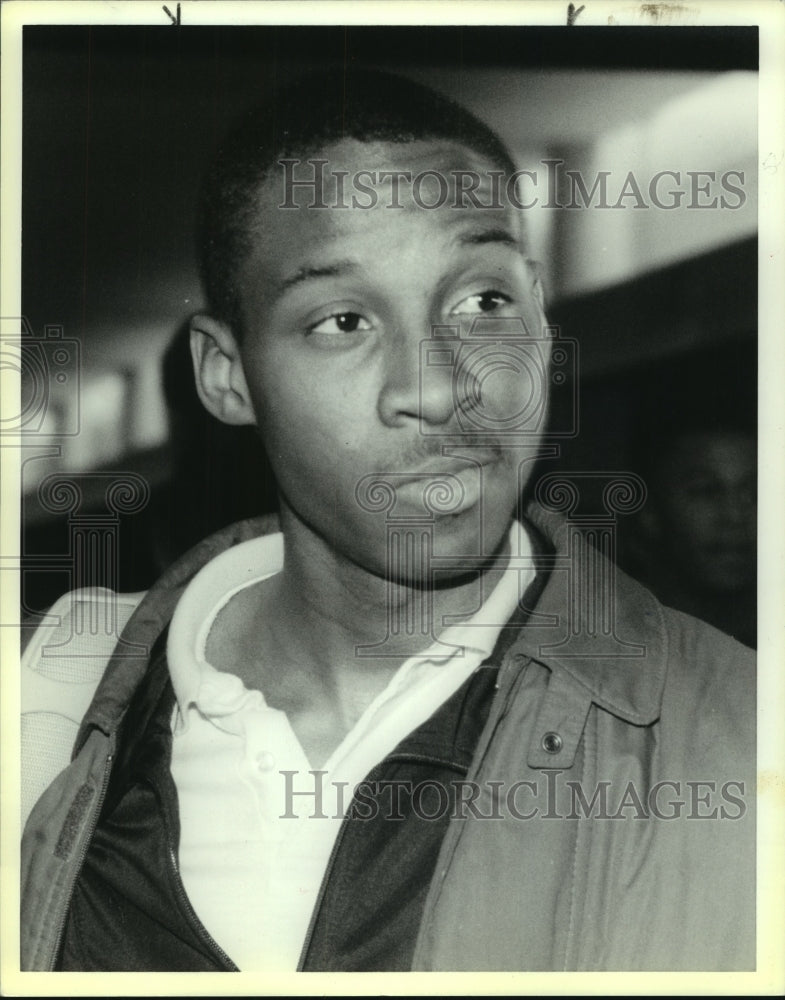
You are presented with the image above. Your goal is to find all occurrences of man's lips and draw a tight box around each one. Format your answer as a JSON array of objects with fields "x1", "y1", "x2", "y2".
[
  {"x1": 393, "y1": 450, "x2": 502, "y2": 483},
  {"x1": 359, "y1": 452, "x2": 503, "y2": 517},
  {"x1": 353, "y1": 441, "x2": 508, "y2": 517}
]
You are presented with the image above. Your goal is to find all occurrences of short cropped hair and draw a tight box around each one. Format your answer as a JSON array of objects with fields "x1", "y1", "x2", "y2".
[{"x1": 197, "y1": 68, "x2": 518, "y2": 335}]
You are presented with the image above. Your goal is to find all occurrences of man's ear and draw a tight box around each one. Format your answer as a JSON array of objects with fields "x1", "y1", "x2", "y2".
[{"x1": 189, "y1": 314, "x2": 257, "y2": 426}]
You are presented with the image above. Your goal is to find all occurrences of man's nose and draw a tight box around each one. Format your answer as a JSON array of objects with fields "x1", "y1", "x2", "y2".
[{"x1": 377, "y1": 325, "x2": 459, "y2": 429}]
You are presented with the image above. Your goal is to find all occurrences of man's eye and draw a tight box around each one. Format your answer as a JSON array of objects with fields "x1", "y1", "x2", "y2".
[
  {"x1": 452, "y1": 291, "x2": 512, "y2": 316},
  {"x1": 308, "y1": 312, "x2": 372, "y2": 335}
]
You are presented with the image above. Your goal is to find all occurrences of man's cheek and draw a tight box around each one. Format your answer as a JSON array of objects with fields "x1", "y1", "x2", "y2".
[{"x1": 496, "y1": 370, "x2": 543, "y2": 433}]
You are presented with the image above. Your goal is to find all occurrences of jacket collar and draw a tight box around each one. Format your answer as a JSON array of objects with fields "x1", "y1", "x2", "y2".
[
  {"x1": 76, "y1": 503, "x2": 668, "y2": 750},
  {"x1": 509, "y1": 501, "x2": 668, "y2": 726}
]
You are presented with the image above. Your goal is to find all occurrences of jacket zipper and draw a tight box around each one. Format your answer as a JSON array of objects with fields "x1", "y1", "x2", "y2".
[
  {"x1": 149, "y1": 773, "x2": 239, "y2": 970},
  {"x1": 45, "y1": 738, "x2": 115, "y2": 971},
  {"x1": 166, "y1": 846, "x2": 239, "y2": 970}
]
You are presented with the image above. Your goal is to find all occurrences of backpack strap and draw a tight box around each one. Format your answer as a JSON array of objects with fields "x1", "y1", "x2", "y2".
[{"x1": 21, "y1": 588, "x2": 145, "y2": 826}]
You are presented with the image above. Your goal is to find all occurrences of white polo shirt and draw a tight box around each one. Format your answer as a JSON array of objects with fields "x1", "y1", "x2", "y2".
[{"x1": 167, "y1": 522, "x2": 534, "y2": 970}]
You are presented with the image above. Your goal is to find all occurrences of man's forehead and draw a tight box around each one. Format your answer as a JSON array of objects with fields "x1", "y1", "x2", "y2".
[
  {"x1": 245, "y1": 137, "x2": 524, "y2": 272},
  {"x1": 265, "y1": 137, "x2": 520, "y2": 216}
]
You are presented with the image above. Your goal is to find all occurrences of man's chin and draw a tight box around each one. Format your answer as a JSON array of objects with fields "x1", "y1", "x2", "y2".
[
  {"x1": 341, "y1": 511, "x2": 512, "y2": 591},
  {"x1": 430, "y1": 507, "x2": 513, "y2": 572}
]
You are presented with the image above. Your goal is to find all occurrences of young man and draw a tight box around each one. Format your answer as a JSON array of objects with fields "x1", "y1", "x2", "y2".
[{"x1": 21, "y1": 69, "x2": 755, "y2": 972}]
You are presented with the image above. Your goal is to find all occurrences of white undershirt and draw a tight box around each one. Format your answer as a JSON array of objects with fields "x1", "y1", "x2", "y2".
[{"x1": 167, "y1": 521, "x2": 534, "y2": 970}]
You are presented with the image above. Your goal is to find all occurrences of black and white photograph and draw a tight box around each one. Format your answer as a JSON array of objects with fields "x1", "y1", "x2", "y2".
[{"x1": 2, "y1": 0, "x2": 783, "y2": 992}]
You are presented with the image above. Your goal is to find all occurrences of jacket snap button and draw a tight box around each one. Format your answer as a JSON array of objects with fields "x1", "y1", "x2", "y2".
[{"x1": 541, "y1": 731, "x2": 563, "y2": 754}]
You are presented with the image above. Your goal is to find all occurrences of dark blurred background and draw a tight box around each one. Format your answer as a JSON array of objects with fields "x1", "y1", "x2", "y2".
[{"x1": 19, "y1": 25, "x2": 758, "y2": 645}]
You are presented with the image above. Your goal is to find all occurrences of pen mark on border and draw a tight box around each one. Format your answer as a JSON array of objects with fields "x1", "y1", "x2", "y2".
[{"x1": 163, "y1": 3, "x2": 181, "y2": 26}]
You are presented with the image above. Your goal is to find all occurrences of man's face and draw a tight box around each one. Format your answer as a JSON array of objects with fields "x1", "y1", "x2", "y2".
[
  {"x1": 652, "y1": 430, "x2": 757, "y2": 593},
  {"x1": 235, "y1": 139, "x2": 548, "y2": 583}
]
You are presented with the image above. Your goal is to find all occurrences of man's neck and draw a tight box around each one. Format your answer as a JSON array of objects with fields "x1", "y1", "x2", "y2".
[
  {"x1": 212, "y1": 507, "x2": 509, "y2": 678},
  {"x1": 205, "y1": 505, "x2": 513, "y2": 765},
  {"x1": 274, "y1": 504, "x2": 510, "y2": 665}
]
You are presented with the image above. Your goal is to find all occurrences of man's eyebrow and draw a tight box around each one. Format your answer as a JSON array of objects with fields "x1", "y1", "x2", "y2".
[
  {"x1": 274, "y1": 230, "x2": 520, "y2": 297},
  {"x1": 275, "y1": 259, "x2": 359, "y2": 296},
  {"x1": 456, "y1": 227, "x2": 519, "y2": 249}
]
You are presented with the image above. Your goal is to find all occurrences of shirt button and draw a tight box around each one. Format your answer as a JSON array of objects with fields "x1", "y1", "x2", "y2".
[
  {"x1": 541, "y1": 731, "x2": 563, "y2": 754},
  {"x1": 255, "y1": 751, "x2": 276, "y2": 772}
]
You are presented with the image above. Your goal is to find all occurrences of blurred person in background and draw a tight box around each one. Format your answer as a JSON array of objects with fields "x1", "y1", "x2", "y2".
[{"x1": 625, "y1": 409, "x2": 756, "y2": 648}]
